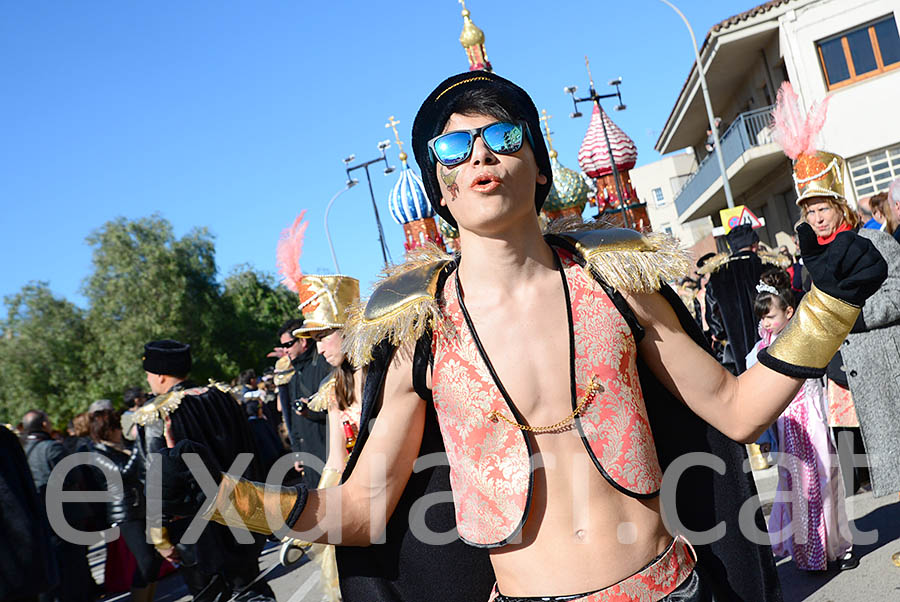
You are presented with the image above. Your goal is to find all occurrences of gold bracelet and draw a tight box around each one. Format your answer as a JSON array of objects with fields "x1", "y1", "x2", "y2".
[
  {"x1": 487, "y1": 376, "x2": 603, "y2": 434},
  {"x1": 765, "y1": 284, "x2": 859, "y2": 370}
]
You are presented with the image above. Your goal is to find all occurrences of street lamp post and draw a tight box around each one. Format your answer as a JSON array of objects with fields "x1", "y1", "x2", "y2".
[
  {"x1": 565, "y1": 58, "x2": 632, "y2": 228},
  {"x1": 658, "y1": 0, "x2": 735, "y2": 209},
  {"x1": 343, "y1": 142, "x2": 396, "y2": 268},
  {"x1": 323, "y1": 181, "x2": 357, "y2": 273}
]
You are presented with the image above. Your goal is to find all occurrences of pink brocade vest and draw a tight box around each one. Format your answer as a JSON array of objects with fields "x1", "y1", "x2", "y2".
[{"x1": 431, "y1": 250, "x2": 663, "y2": 547}]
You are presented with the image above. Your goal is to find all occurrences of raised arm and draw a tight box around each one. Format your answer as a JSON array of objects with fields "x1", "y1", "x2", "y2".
[
  {"x1": 629, "y1": 224, "x2": 886, "y2": 443},
  {"x1": 628, "y1": 289, "x2": 802, "y2": 443},
  {"x1": 207, "y1": 347, "x2": 427, "y2": 547}
]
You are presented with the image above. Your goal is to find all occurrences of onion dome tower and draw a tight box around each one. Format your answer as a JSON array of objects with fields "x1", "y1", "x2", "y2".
[
  {"x1": 575, "y1": 60, "x2": 650, "y2": 230},
  {"x1": 458, "y1": 0, "x2": 492, "y2": 72},
  {"x1": 540, "y1": 110, "x2": 590, "y2": 220},
  {"x1": 386, "y1": 116, "x2": 444, "y2": 252},
  {"x1": 437, "y1": 216, "x2": 460, "y2": 253}
]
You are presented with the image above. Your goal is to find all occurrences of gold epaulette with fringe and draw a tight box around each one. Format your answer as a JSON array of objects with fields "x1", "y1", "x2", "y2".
[
  {"x1": 273, "y1": 355, "x2": 294, "y2": 386},
  {"x1": 132, "y1": 390, "x2": 187, "y2": 426},
  {"x1": 553, "y1": 228, "x2": 692, "y2": 294},
  {"x1": 698, "y1": 249, "x2": 792, "y2": 275},
  {"x1": 759, "y1": 249, "x2": 792, "y2": 270},
  {"x1": 343, "y1": 244, "x2": 452, "y2": 367},
  {"x1": 697, "y1": 251, "x2": 731, "y2": 275},
  {"x1": 307, "y1": 375, "x2": 336, "y2": 412},
  {"x1": 131, "y1": 383, "x2": 225, "y2": 426}
]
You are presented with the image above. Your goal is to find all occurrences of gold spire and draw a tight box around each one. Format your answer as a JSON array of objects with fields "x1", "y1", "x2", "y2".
[
  {"x1": 540, "y1": 109, "x2": 557, "y2": 159},
  {"x1": 458, "y1": 0, "x2": 485, "y2": 47},
  {"x1": 585, "y1": 55, "x2": 595, "y2": 88},
  {"x1": 386, "y1": 115, "x2": 407, "y2": 163},
  {"x1": 458, "y1": 0, "x2": 491, "y2": 71}
]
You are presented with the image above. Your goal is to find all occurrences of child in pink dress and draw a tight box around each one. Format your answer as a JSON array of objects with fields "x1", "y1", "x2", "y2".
[{"x1": 746, "y1": 270, "x2": 856, "y2": 571}]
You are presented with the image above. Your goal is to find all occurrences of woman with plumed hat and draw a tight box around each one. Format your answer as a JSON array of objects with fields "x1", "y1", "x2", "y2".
[{"x1": 772, "y1": 82, "x2": 900, "y2": 504}]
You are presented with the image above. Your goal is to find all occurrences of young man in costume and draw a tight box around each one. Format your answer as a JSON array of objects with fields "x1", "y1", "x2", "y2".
[
  {"x1": 207, "y1": 73, "x2": 886, "y2": 601},
  {"x1": 133, "y1": 339, "x2": 276, "y2": 602}
]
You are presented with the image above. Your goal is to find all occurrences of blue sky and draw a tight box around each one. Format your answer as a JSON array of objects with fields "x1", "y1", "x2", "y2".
[{"x1": 1, "y1": 0, "x2": 755, "y2": 307}]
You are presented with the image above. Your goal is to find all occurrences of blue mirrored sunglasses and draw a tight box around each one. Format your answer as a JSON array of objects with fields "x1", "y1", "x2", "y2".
[{"x1": 428, "y1": 121, "x2": 531, "y2": 167}]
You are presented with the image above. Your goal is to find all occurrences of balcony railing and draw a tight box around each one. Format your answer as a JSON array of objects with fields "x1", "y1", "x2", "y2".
[{"x1": 674, "y1": 104, "x2": 775, "y2": 217}]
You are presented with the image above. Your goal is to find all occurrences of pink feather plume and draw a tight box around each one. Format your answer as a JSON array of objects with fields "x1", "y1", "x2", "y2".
[
  {"x1": 771, "y1": 82, "x2": 830, "y2": 160},
  {"x1": 276, "y1": 211, "x2": 308, "y2": 293}
]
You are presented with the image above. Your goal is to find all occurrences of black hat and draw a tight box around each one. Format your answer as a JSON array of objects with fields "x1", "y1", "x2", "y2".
[
  {"x1": 725, "y1": 224, "x2": 759, "y2": 252},
  {"x1": 143, "y1": 339, "x2": 192, "y2": 376},
  {"x1": 411, "y1": 71, "x2": 552, "y2": 228}
]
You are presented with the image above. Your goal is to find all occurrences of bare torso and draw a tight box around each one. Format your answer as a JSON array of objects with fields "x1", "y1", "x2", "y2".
[{"x1": 457, "y1": 256, "x2": 671, "y2": 596}]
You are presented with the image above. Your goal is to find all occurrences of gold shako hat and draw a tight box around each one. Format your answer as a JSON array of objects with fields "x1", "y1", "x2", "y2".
[
  {"x1": 770, "y1": 82, "x2": 845, "y2": 206},
  {"x1": 292, "y1": 275, "x2": 360, "y2": 337},
  {"x1": 793, "y1": 150, "x2": 845, "y2": 205}
]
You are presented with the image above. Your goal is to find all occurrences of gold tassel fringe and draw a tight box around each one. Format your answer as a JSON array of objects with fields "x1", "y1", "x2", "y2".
[{"x1": 580, "y1": 231, "x2": 693, "y2": 294}]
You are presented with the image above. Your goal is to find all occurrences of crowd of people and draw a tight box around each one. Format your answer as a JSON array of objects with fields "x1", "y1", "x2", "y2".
[
  {"x1": 2, "y1": 73, "x2": 899, "y2": 602},
  {"x1": 1, "y1": 304, "x2": 362, "y2": 602}
]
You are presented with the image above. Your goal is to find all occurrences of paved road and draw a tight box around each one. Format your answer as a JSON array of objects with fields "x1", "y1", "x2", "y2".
[
  {"x1": 90, "y1": 466, "x2": 900, "y2": 602},
  {"x1": 752, "y1": 464, "x2": 900, "y2": 601}
]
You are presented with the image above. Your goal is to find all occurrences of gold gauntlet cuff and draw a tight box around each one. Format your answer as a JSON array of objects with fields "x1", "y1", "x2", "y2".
[
  {"x1": 202, "y1": 473, "x2": 304, "y2": 536},
  {"x1": 148, "y1": 526, "x2": 173, "y2": 551},
  {"x1": 765, "y1": 284, "x2": 859, "y2": 371}
]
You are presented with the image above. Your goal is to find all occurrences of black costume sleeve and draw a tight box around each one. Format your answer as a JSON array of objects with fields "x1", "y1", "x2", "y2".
[
  {"x1": 704, "y1": 285, "x2": 727, "y2": 342},
  {"x1": 304, "y1": 407, "x2": 328, "y2": 424}
]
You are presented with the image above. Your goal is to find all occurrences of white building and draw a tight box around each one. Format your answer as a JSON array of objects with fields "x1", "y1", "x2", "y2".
[
  {"x1": 655, "y1": 0, "x2": 900, "y2": 248},
  {"x1": 629, "y1": 150, "x2": 714, "y2": 248}
]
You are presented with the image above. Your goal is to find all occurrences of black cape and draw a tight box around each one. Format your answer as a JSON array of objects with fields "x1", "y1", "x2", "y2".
[
  {"x1": 336, "y1": 245, "x2": 782, "y2": 602},
  {"x1": 705, "y1": 250, "x2": 765, "y2": 374},
  {"x1": 141, "y1": 382, "x2": 269, "y2": 579}
]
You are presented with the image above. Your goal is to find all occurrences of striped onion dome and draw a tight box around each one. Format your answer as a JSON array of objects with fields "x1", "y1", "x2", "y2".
[
  {"x1": 577, "y1": 104, "x2": 637, "y2": 178},
  {"x1": 388, "y1": 161, "x2": 434, "y2": 225},
  {"x1": 544, "y1": 153, "x2": 590, "y2": 213},
  {"x1": 437, "y1": 216, "x2": 459, "y2": 240}
]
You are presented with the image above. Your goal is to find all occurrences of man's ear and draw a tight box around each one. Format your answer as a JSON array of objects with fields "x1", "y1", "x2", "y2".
[
  {"x1": 440, "y1": 196, "x2": 448, "y2": 207},
  {"x1": 537, "y1": 172, "x2": 548, "y2": 186}
]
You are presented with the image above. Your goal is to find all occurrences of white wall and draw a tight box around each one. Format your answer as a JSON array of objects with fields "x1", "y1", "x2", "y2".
[
  {"x1": 780, "y1": 0, "x2": 900, "y2": 206},
  {"x1": 630, "y1": 151, "x2": 713, "y2": 246}
]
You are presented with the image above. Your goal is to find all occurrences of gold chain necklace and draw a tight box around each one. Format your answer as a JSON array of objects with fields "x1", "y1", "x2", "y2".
[{"x1": 487, "y1": 376, "x2": 603, "y2": 434}]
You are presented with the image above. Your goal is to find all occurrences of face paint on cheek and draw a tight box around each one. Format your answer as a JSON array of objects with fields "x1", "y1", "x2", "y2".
[{"x1": 440, "y1": 165, "x2": 460, "y2": 200}]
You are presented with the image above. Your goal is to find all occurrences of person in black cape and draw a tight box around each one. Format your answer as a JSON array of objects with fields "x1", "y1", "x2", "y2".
[
  {"x1": 134, "y1": 339, "x2": 275, "y2": 602},
  {"x1": 701, "y1": 225, "x2": 767, "y2": 375}
]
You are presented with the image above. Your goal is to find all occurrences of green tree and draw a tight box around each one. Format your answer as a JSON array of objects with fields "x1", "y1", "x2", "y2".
[
  {"x1": 0, "y1": 283, "x2": 92, "y2": 427},
  {"x1": 0, "y1": 215, "x2": 299, "y2": 423},
  {"x1": 217, "y1": 265, "x2": 299, "y2": 376},
  {"x1": 82, "y1": 214, "x2": 223, "y2": 401}
]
